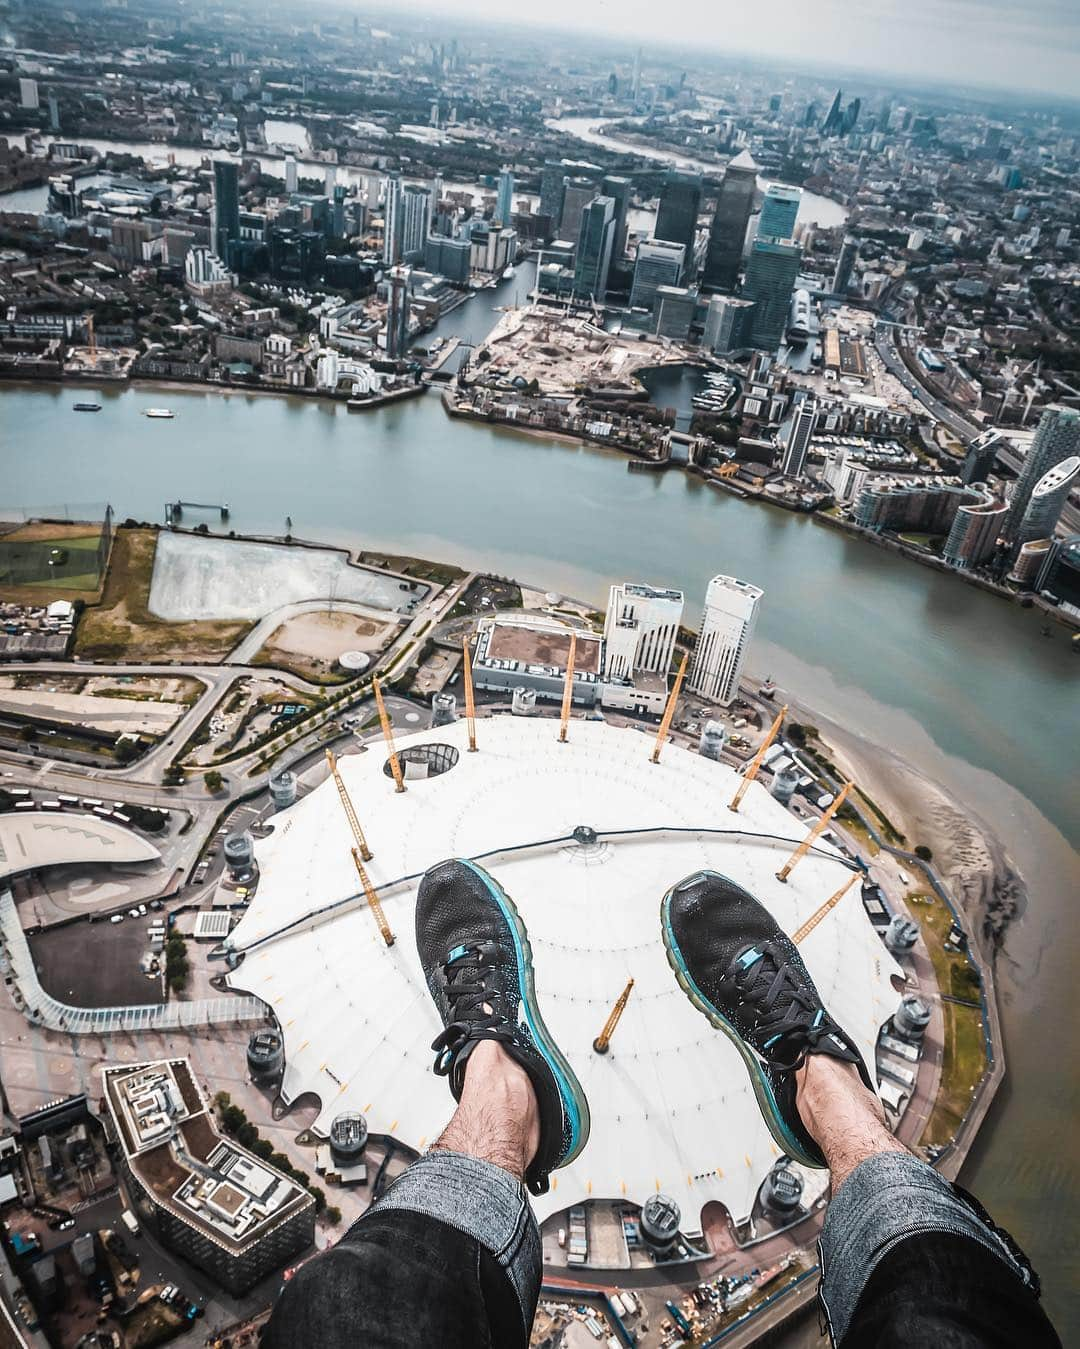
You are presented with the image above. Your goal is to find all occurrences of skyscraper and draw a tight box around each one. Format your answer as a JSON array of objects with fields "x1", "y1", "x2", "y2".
[
  {"x1": 703, "y1": 150, "x2": 758, "y2": 292},
  {"x1": 757, "y1": 185, "x2": 801, "y2": 242},
  {"x1": 655, "y1": 171, "x2": 703, "y2": 274},
  {"x1": 821, "y1": 89, "x2": 844, "y2": 135},
  {"x1": 781, "y1": 398, "x2": 816, "y2": 478},
  {"x1": 559, "y1": 178, "x2": 597, "y2": 243},
  {"x1": 495, "y1": 166, "x2": 514, "y2": 227},
  {"x1": 630, "y1": 238, "x2": 684, "y2": 311},
  {"x1": 400, "y1": 184, "x2": 431, "y2": 260},
  {"x1": 688, "y1": 576, "x2": 763, "y2": 706},
  {"x1": 1003, "y1": 405, "x2": 1080, "y2": 540},
  {"x1": 284, "y1": 155, "x2": 298, "y2": 194},
  {"x1": 702, "y1": 295, "x2": 755, "y2": 354},
  {"x1": 19, "y1": 78, "x2": 39, "y2": 110},
  {"x1": 741, "y1": 237, "x2": 801, "y2": 350},
  {"x1": 539, "y1": 161, "x2": 567, "y2": 231},
  {"x1": 601, "y1": 175, "x2": 632, "y2": 262},
  {"x1": 1012, "y1": 456, "x2": 1080, "y2": 552},
  {"x1": 212, "y1": 160, "x2": 241, "y2": 262},
  {"x1": 603, "y1": 582, "x2": 684, "y2": 681},
  {"x1": 832, "y1": 236, "x2": 858, "y2": 295},
  {"x1": 573, "y1": 196, "x2": 615, "y2": 300},
  {"x1": 382, "y1": 175, "x2": 403, "y2": 265},
  {"x1": 385, "y1": 266, "x2": 411, "y2": 359}
]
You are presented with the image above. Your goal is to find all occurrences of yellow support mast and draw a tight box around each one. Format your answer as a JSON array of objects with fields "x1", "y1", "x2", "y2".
[
  {"x1": 792, "y1": 873, "x2": 859, "y2": 944},
  {"x1": 373, "y1": 676, "x2": 406, "y2": 793},
  {"x1": 729, "y1": 704, "x2": 789, "y2": 813},
  {"x1": 650, "y1": 651, "x2": 689, "y2": 765},
  {"x1": 558, "y1": 633, "x2": 578, "y2": 744},
  {"x1": 593, "y1": 978, "x2": 634, "y2": 1054},
  {"x1": 351, "y1": 847, "x2": 395, "y2": 947},
  {"x1": 325, "y1": 748, "x2": 373, "y2": 861},
  {"x1": 776, "y1": 781, "x2": 853, "y2": 883},
  {"x1": 461, "y1": 635, "x2": 478, "y2": 752}
]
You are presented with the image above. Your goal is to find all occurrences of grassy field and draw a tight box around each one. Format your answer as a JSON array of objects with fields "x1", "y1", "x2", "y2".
[
  {"x1": 0, "y1": 520, "x2": 108, "y2": 602},
  {"x1": 75, "y1": 528, "x2": 252, "y2": 662},
  {"x1": 913, "y1": 892, "x2": 988, "y2": 1148}
]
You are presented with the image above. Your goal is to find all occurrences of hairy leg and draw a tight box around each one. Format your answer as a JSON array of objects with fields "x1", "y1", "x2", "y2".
[
  {"x1": 432, "y1": 1039, "x2": 541, "y2": 1181},
  {"x1": 796, "y1": 1053, "x2": 909, "y2": 1190}
]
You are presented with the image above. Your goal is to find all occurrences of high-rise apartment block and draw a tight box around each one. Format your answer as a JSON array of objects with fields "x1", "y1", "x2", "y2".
[
  {"x1": 495, "y1": 166, "x2": 514, "y2": 227},
  {"x1": 603, "y1": 583, "x2": 684, "y2": 681},
  {"x1": 781, "y1": 398, "x2": 816, "y2": 477},
  {"x1": 213, "y1": 160, "x2": 241, "y2": 263},
  {"x1": 1003, "y1": 405, "x2": 1080, "y2": 541},
  {"x1": 688, "y1": 576, "x2": 763, "y2": 706},
  {"x1": 1013, "y1": 457, "x2": 1080, "y2": 552}
]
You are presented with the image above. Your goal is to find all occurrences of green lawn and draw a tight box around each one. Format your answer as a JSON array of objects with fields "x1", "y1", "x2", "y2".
[
  {"x1": 913, "y1": 893, "x2": 989, "y2": 1147},
  {"x1": 0, "y1": 530, "x2": 104, "y2": 595}
]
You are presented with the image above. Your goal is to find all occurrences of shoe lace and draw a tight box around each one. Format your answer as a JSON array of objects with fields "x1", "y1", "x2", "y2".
[
  {"x1": 430, "y1": 942, "x2": 513, "y2": 1075},
  {"x1": 733, "y1": 940, "x2": 835, "y2": 1071}
]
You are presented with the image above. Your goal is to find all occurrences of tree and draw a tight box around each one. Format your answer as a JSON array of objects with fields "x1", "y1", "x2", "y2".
[
  {"x1": 914, "y1": 844, "x2": 933, "y2": 862},
  {"x1": 204, "y1": 770, "x2": 224, "y2": 793},
  {"x1": 325, "y1": 1205, "x2": 342, "y2": 1225}
]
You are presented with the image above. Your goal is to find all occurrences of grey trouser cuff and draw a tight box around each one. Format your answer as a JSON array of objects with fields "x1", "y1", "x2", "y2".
[
  {"x1": 374, "y1": 1149, "x2": 541, "y2": 1327},
  {"x1": 819, "y1": 1151, "x2": 1024, "y2": 1344}
]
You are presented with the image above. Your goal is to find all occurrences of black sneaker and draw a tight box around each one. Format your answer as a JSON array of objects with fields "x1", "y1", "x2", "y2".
[
  {"x1": 416, "y1": 858, "x2": 590, "y2": 1195},
  {"x1": 660, "y1": 870, "x2": 874, "y2": 1169}
]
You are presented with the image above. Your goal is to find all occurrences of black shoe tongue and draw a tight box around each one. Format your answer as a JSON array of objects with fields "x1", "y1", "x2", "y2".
[{"x1": 810, "y1": 1025, "x2": 858, "y2": 1064}]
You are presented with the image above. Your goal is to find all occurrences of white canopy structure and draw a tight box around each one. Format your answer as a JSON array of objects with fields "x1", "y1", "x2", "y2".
[
  {"x1": 227, "y1": 717, "x2": 901, "y2": 1230},
  {"x1": 0, "y1": 812, "x2": 160, "y2": 883}
]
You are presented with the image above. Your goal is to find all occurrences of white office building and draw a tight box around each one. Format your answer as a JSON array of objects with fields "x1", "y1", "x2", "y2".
[
  {"x1": 630, "y1": 238, "x2": 685, "y2": 312},
  {"x1": 603, "y1": 582, "x2": 685, "y2": 680},
  {"x1": 19, "y1": 78, "x2": 39, "y2": 110},
  {"x1": 688, "y1": 575, "x2": 763, "y2": 705}
]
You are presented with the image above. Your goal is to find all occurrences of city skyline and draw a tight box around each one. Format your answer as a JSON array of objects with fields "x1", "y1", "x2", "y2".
[{"x1": 380, "y1": 0, "x2": 1080, "y2": 99}]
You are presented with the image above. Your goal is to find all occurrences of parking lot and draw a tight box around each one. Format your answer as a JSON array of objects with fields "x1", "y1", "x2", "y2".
[{"x1": 29, "y1": 916, "x2": 165, "y2": 1008}]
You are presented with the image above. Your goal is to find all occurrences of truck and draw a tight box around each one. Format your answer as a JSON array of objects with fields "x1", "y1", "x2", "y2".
[{"x1": 120, "y1": 1209, "x2": 140, "y2": 1237}]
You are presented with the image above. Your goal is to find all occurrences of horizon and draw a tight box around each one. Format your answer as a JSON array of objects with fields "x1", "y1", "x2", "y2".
[{"x1": 360, "y1": 0, "x2": 1080, "y2": 103}]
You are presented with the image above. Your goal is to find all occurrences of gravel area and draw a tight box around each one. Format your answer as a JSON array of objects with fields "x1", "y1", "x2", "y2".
[{"x1": 149, "y1": 534, "x2": 427, "y2": 620}]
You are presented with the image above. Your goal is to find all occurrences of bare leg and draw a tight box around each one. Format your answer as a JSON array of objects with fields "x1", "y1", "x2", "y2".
[
  {"x1": 431, "y1": 1039, "x2": 541, "y2": 1182},
  {"x1": 796, "y1": 1054, "x2": 909, "y2": 1190}
]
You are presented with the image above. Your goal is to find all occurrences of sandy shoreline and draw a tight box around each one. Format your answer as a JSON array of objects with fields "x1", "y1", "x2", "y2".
[{"x1": 793, "y1": 698, "x2": 1024, "y2": 960}]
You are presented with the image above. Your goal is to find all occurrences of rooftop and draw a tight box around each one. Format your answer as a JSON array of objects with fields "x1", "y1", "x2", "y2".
[
  {"x1": 103, "y1": 1060, "x2": 312, "y2": 1252},
  {"x1": 478, "y1": 616, "x2": 602, "y2": 676},
  {"x1": 226, "y1": 717, "x2": 901, "y2": 1232}
]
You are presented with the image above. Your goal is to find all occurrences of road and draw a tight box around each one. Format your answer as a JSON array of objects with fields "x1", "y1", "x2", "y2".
[{"x1": 873, "y1": 324, "x2": 980, "y2": 442}]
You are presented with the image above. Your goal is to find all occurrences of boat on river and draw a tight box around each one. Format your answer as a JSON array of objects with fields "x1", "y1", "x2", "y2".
[
  {"x1": 73, "y1": 402, "x2": 101, "y2": 412},
  {"x1": 144, "y1": 408, "x2": 175, "y2": 419}
]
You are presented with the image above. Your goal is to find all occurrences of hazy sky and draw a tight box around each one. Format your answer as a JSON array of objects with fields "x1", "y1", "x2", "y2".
[{"x1": 386, "y1": 0, "x2": 1080, "y2": 100}]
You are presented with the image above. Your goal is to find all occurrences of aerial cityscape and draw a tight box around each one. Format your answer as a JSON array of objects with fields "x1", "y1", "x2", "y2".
[{"x1": 0, "y1": 1, "x2": 1076, "y2": 1346}]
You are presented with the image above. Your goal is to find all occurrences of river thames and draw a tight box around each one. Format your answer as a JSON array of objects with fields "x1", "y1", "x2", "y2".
[{"x1": 2, "y1": 375, "x2": 1077, "y2": 1329}]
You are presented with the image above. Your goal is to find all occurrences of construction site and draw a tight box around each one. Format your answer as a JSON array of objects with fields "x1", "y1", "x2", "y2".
[{"x1": 468, "y1": 304, "x2": 697, "y2": 397}]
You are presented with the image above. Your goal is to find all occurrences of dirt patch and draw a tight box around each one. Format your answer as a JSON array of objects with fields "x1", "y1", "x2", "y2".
[
  {"x1": 255, "y1": 610, "x2": 400, "y2": 681},
  {"x1": 75, "y1": 529, "x2": 251, "y2": 662}
]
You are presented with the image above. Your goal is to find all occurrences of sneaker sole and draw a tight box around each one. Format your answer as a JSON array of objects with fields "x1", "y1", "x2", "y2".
[
  {"x1": 459, "y1": 860, "x2": 591, "y2": 1169},
  {"x1": 660, "y1": 880, "x2": 821, "y2": 1169}
]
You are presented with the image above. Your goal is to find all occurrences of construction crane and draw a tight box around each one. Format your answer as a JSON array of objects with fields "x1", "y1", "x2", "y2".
[
  {"x1": 650, "y1": 651, "x2": 689, "y2": 765},
  {"x1": 593, "y1": 978, "x2": 634, "y2": 1054},
  {"x1": 776, "y1": 781, "x2": 853, "y2": 883},
  {"x1": 729, "y1": 705, "x2": 788, "y2": 813},
  {"x1": 558, "y1": 633, "x2": 578, "y2": 744},
  {"x1": 325, "y1": 748, "x2": 372, "y2": 861},
  {"x1": 373, "y1": 676, "x2": 405, "y2": 793},
  {"x1": 792, "y1": 873, "x2": 858, "y2": 944},
  {"x1": 351, "y1": 847, "x2": 395, "y2": 947},
  {"x1": 461, "y1": 635, "x2": 478, "y2": 752}
]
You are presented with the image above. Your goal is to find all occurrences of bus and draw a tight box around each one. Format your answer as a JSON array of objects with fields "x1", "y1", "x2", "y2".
[
  {"x1": 57, "y1": 794, "x2": 80, "y2": 807},
  {"x1": 120, "y1": 1210, "x2": 140, "y2": 1237},
  {"x1": 8, "y1": 788, "x2": 30, "y2": 801}
]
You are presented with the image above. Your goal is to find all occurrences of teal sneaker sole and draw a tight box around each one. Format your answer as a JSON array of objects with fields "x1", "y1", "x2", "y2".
[
  {"x1": 459, "y1": 860, "x2": 591, "y2": 1169},
  {"x1": 660, "y1": 881, "x2": 823, "y2": 1169}
]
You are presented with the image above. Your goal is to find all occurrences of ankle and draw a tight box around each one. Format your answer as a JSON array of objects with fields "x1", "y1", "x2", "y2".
[
  {"x1": 796, "y1": 1053, "x2": 908, "y2": 1188},
  {"x1": 432, "y1": 1040, "x2": 541, "y2": 1180}
]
